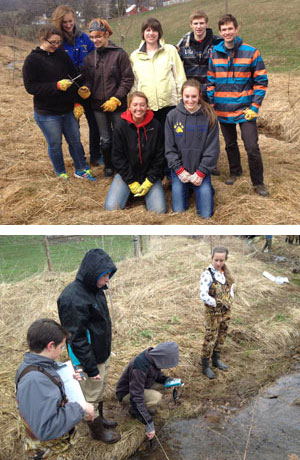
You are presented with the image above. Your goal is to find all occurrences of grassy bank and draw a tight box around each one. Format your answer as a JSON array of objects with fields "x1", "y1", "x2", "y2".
[{"x1": 1, "y1": 236, "x2": 300, "y2": 459}]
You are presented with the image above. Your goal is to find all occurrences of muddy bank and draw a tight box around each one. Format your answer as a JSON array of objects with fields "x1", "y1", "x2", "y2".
[{"x1": 131, "y1": 368, "x2": 300, "y2": 460}]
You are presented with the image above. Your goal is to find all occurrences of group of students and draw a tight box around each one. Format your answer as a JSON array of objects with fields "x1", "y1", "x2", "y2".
[
  {"x1": 22, "y1": 6, "x2": 268, "y2": 219},
  {"x1": 16, "y1": 245, "x2": 234, "y2": 459}
]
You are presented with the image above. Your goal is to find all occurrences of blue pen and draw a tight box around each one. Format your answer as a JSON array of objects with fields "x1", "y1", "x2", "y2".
[{"x1": 75, "y1": 365, "x2": 86, "y2": 381}]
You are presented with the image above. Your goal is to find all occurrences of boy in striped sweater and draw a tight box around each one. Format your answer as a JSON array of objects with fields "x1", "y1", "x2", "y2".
[{"x1": 207, "y1": 14, "x2": 268, "y2": 197}]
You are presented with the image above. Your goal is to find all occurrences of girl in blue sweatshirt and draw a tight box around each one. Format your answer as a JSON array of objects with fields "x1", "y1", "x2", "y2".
[{"x1": 165, "y1": 78, "x2": 219, "y2": 218}]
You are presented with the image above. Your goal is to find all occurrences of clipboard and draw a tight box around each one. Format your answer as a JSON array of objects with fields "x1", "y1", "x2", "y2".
[{"x1": 56, "y1": 360, "x2": 86, "y2": 404}]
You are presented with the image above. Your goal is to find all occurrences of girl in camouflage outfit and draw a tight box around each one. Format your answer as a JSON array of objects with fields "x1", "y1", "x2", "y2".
[{"x1": 200, "y1": 246, "x2": 234, "y2": 379}]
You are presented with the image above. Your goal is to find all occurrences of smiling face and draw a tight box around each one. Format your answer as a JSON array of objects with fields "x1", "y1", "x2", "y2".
[
  {"x1": 144, "y1": 27, "x2": 159, "y2": 46},
  {"x1": 182, "y1": 85, "x2": 201, "y2": 112},
  {"x1": 190, "y1": 17, "x2": 207, "y2": 41},
  {"x1": 40, "y1": 34, "x2": 62, "y2": 53},
  {"x1": 212, "y1": 252, "x2": 227, "y2": 271},
  {"x1": 62, "y1": 12, "x2": 75, "y2": 34},
  {"x1": 129, "y1": 95, "x2": 148, "y2": 123},
  {"x1": 219, "y1": 21, "x2": 239, "y2": 48},
  {"x1": 89, "y1": 30, "x2": 109, "y2": 48}
]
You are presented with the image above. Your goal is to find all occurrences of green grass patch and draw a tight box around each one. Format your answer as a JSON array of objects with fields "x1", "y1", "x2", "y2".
[
  {"x1": 0, "y1": 235, "x2": 148, "y2": 283},
  {"x1": 272, "y1": 313, "x2": 289, "y2": 322}
]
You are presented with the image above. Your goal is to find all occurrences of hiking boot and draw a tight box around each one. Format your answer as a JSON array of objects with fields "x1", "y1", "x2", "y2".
[
  {"x1": 211, "y1": 168, "x2": 220, "y2": 176},
  {"x1": 87, "y1": 417, "x2": 120, "y2": 443},
  {"x1": 104, "y1": 168, "x2": 114, "y2": 177},
  {"x1": 212, "y1": 351, "x2": 228, "y2": 371},
  {"x1": 74, "y1": 169, "x2": 96, "y2": 182},
  {"x1": 98, "y1": 401, "x2": 118, "y2": 429},
  {"x1": 57, "y1": 172, "x2": 69, "y2": 180},
  {"x1": 225, "y1": 176, "x2": 238, "y2": 185},
  {"x1": 201, "y1": 357, "x2": 216, "y2": 379},
  {"x1": 254, "y1": 184, "x2": 269, "y2": 197}
]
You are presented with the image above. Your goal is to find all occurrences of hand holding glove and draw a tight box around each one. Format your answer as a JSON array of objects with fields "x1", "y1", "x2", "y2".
[
  {"x1": 73, "y1": 103, "x2": 84, "y2": 120},
  {"x1": 78, "y1": 86, "x2": 91, "y2": 99},
  {"x1": 244, "y1": 108, "x2": 258, "y2": 121},
  {"x1": 57, "y1": 79, "x2": 73, "y2": 91},
  {"x1": 190, "y1": 172, "x2": 203, "y2": 186},
  {"x1": 134, "y1": 178, "x2": 153, "y2": 197},
  {"x1": 177, "y1": 169, "x2": 191, "y2": 183},
  {"x1": 101, "y1": 97, "x2": 121, "y2": 112},
  {"x1": 128, "y1": 182, "x2": 141, "y2": 195}
]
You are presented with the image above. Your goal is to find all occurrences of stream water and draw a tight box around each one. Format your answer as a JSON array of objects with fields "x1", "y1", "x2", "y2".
[{"x1": 130, "y1": 370, "x2": 300, "y2": 460}]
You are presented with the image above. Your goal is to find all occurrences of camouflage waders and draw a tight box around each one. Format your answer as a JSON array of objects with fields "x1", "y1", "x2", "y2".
[{"x1": 202, "y1": 268, "x2": 233, "y2": 359}]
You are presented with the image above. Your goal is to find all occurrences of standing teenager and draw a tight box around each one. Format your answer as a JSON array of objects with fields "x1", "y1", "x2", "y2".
[
  {"x1": 165, "y1": 79, "x2": 219, "y2": 218},
  {"x1": 200, "y1": 246, "x2": 234, "y2": 379},
  {"x1": 207, "y1": 14, "x2": 268, "y2": 196},
  {"x1": 105, "y1": 91, "x2": 167, "y2": 213},
  {"x1": 22, "y1": 24, "x2": 96, "y2": 181},
  {"x1": 52, "y1": 5, "x2": 102, "y2": 166},
  {"x1": 82, "y1": 18, "x2": 134, "y2": 177}
]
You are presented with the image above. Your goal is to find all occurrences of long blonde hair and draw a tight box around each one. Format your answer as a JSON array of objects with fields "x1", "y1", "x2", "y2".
[
  {"x1": 52, "y1": 5, "x2": 75, "y2": 42},
  {"x1": 181, "y1": 79, "x2": 217, "y2": 129}
]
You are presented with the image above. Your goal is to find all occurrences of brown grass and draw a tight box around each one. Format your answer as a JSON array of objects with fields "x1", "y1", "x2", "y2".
[
  {"x1": 1, "y1": 236, "x2": 300, "y2": 459},
  {"x1": 0, "y1": 34, "x2": 300, "y2": 224}
]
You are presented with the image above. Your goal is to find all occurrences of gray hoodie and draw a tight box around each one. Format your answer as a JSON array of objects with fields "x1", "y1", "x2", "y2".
[
  {"x1": 15, "y1": 352, "x2": 84, "y2": 441},
  {"x1": 165, "y1": 100, "x2": 220, "y2": 176}
]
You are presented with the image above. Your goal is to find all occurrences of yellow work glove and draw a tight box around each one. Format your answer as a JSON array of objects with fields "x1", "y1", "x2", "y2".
[
  {"x1": 57, "y1": 79, "x2": 73, "y2": 91},
  {"x1": 244, "y1": 108, "x2": 258, "y2": 121},
  {"x1": 78, "y1": 86, "x2": 91, "y2": 99},
  {"x1": 134, "y1": 178, "x2": 153, "y2": 197},
  {"x1": 73, "y1": 103, "x2": 84, "y2": 120},
  {"x1": 128, "y1": 182, "x2": 141, "y2": 195},
  {"x1": 101, "y1": 97, "x2": 121, "y2": 112}
]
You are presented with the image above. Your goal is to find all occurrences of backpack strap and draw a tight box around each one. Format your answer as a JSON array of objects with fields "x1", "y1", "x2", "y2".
[{"x1": 16, "y1": 365, "x2": 68, "y2": 405}]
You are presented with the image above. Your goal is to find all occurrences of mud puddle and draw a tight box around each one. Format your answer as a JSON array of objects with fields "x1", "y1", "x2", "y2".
[{"x1": 130, "y1": 370, "x2": 300, "y2": 460}]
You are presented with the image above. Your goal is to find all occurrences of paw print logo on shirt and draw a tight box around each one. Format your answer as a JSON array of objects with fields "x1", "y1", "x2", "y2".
[{"x1": 174, "y1": 122, "x2": 184, "y2": 134}]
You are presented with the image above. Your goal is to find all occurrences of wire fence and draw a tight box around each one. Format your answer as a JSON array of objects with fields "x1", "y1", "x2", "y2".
[{"x1": 0, "y1": 235, "x2": 150, "y2": 284}]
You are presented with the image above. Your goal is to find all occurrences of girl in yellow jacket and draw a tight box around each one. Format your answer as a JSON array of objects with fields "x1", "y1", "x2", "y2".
[{"x1": 130, "y1": 18, "x2": 186, "y2": 129}]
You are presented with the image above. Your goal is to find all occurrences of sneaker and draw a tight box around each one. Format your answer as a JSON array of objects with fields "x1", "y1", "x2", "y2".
[
  {"x1": 225, "y1": 176, "x2": 238, "y2": 185},
  {"x1": 74, "y1": 169, "x2": 96, "y2": 182},
  {"x1": 57, "y1": 172, "x2": 69, "y2": 180},
  {"x1": 254, "y1": 184, "x2": 269, "y2": 197}
]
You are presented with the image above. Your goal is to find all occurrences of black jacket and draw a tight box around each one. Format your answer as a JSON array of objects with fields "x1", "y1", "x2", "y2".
[
  {"x1": 177, "y1": 28, "x2": 222, "y2": 84},
  {"x1": 23, "y1": 47, "x2": 79, "y2": 115},
  {"x1": 112, "y1": 109, "x2": 166, "y2": 184},
  {"x1": 57, "y1": 249, "x2": 117, "y2": 377}
]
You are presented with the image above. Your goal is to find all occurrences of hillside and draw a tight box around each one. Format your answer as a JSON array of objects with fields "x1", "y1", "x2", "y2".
[
  {"x1": 1, "y1": 236, "x2": 300, "y2": 459},
  {"x1": 0, "y1": 0, "x2": 300, "y2": 224}
]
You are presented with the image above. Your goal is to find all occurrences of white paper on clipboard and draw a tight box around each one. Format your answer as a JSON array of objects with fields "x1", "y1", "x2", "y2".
[{"x1": 56, "y1": 360, "x2": 86, "y2": 404}]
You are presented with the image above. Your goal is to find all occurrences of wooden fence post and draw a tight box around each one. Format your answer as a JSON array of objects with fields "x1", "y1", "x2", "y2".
[{"x1": 43, "y1": 236, "x2": 52, "y2": 271}]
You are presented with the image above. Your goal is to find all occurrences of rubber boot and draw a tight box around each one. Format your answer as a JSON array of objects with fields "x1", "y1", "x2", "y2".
[
  {"x1": 201, "y1": 357, "x2": 216, "y2": 379},
  {"x1": 98, "y1": 401, "x2": 118, "y2": 428},
  {"x1": 87, "y1": 416, "x2": 120, "y2": 443},
  {"x1": 212, "y1": 351, "x2": 228, "y2": 371}
]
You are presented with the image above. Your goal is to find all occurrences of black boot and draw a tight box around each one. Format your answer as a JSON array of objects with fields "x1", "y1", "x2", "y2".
[
  {"x1": 212, "y1": 351, "x2": 228, "y2": 371},
  {"x1": 98, "y1": 401, "x2": 118, "y2": 428},
  {"x1": 102, "y1": 148, "x2": 114, "y2": 177},
  {"x1": 87, "y1": 416, "x2": 120, "y2": 443},
  {"x1": 201, "y1": 357, "x2": 216, "y2": 379}
]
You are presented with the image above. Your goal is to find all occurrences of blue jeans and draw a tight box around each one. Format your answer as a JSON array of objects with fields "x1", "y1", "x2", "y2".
[
  {"x1": 105, "y1": 174, "x2": 167, "y2": 214},
  {"x1": 34, "y1": 111, "x2": 88, "y2": 175},
  {"x1": 171, "y1": 170, "x2": 214, "y2": 218}
]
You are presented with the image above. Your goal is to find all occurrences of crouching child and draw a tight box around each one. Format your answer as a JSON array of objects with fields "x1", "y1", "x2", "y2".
[
  {"x1": 116, "y1": 342, "x2": 179, "y2": 440},
  {"x1": 15, "y1": 318, "x2": 94, "y2": 460}
]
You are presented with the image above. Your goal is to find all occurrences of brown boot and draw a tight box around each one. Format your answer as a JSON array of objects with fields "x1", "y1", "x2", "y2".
[
  {"x1": 98, "y1": 401, "x2": 118, "y2": 428},
  {"x1": 87, "y1": 416, "x2": 120, "y2": 443}
]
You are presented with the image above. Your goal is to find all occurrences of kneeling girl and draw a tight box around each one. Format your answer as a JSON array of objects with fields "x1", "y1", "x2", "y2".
[{"x1": 165, "y1": 78, "x2": 219, "y2": 218}]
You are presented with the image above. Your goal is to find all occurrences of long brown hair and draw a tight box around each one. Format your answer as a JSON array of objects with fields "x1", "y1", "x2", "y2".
[
  {"x1": 52, "y1": 5, "x2": 75, "y2": 33},
  {"x1": 181, "y1": 79, "x2": 217, "y2": 129},
  {"x1": 212, "y1": 246, "x2": 234, "y2": 285}
]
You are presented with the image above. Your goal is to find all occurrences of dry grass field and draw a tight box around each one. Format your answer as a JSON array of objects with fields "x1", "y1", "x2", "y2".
[
  {"x1": 1, "y1": 236, "x2": 300, "y2": 459},
  {"x1": 0, "y1": 34, "x2": 300, "y2": 225}
]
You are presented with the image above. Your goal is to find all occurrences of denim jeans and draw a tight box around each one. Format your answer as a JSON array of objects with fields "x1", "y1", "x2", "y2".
[
  {"x1": 220, "y1": 121, "x2": 264, "y2": 186},
  {"x1": 81, "y1": 99, "x2": 100, "y2": 163},
  {"x1": 171, "y1": 170, "x2": 214, "y2": 218},
  {"x1": 34, "y1": 111, "x2": 88, "y2": 175},
  {"x1": 105, "y1": 173, "x2": 167, "y2": 214},
  {"x1": 94, "y1": 110, "x2": 122, "y2": 169}
]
